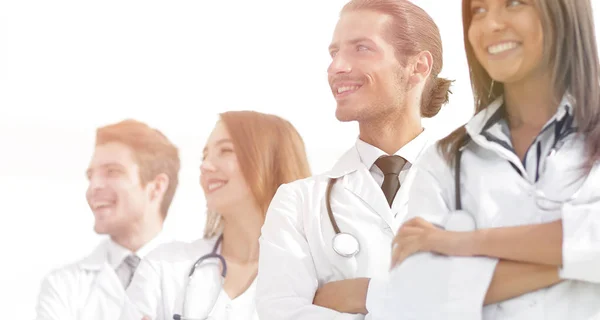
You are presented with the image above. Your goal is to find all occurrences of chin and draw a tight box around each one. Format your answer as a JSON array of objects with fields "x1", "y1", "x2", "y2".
[
  {"x1": 93, "y1": 223, "x2": 109, "y2": 235},
  {"x1": 487, "y1": 67, "x2": 523, "y2": 85},
  {"x1": 335, "y1": 105, "x2": 359, "y2": 122},
  {"x1": 207, "y1": 203, "x2": 228, "y2": 216}
]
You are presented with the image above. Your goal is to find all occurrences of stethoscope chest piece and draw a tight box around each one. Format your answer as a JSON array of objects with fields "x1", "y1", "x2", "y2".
[
  {"x1": 326, "y1": 177, "x2": 361, "y2": 258},
  {"x1": 332, "y1": 232, "x2": 360, "y2": 257}
]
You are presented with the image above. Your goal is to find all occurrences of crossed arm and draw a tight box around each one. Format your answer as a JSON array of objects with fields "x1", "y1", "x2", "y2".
[
  {"x1": 315, "y1": 155, "x2": 600, "y2": 314},
  {"x1": 312, "y1": 220, "x2": 564, "y2": 313},
  {"x1": 391, "y1": 218, "x2": 563, "y2": 305}
]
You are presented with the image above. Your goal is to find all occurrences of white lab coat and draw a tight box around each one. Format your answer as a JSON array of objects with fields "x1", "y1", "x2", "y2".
[
  {"x1": 35, "y1": 240, "x2": 130, "y2": 320},
  {"x1": 120, "y1": 237, "x2": 259, "y2": 320},
  {"x1": 367, "y1": 97, "x2": 600, "y2": 319},
  {"x1": 256, "y1": 134, "x2": 432, "y2": 320}
]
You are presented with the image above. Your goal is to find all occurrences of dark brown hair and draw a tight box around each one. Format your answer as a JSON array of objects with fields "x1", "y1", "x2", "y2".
[{"x1": 440, "y1": 0, "x2": 600, "y2": 168}]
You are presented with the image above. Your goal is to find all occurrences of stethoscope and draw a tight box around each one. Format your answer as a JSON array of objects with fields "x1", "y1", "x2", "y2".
[
  {"x1": 173, "y1": 235, "x2": 227, "y2": 320},
  {"x1": 326, "y1": 141, "x2": 467, "y2": 258},
  {"x1": 324, "y1": 133, "x2": 471, "y2": 257},
  {"x1": 325, "y1": 177, "x2": 361, "y2": 258}
]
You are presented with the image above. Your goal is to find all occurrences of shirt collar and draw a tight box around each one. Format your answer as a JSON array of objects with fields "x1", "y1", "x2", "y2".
[
  {"x1": 106, "y1": 231, "x2": 166, "y2": 269},
  {"x1": 466, "y1": 93, "x2": 575, "y2": 139},
  {"x1": 355, "y1": 129, "x2": 431, "y2": 170}
]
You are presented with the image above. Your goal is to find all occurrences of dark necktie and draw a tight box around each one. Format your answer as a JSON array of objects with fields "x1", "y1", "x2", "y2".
[{"x1": 374, "y1": 155, "x2": 406, "y2": 207}]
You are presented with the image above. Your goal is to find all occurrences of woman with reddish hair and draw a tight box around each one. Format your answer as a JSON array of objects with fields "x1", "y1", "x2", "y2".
[{"x1": 120, "y1": 111, "x2": 311, "y2": 320}]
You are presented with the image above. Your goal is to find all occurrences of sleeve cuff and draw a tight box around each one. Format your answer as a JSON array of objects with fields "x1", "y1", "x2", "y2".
[
  {"x1": 559, "y1": 202, "x2": 600, "y2": 283},
  {"x1": 365, "y1": 253, "x2": 498, "y2": 319},
  {"x1": 365, "y1": 275, "x2": 389, "y2": 317}
]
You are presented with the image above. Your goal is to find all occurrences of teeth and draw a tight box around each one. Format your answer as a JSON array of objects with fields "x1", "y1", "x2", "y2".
[
  {"x1": 93, "y1": 201, "x2": 113, "y2": 209},
  {"x1": 337, "y1": 86, "x2": 360, "y2": 94},
  {"x1": 488, "y1": 42, "x2": 518, "y2": 55},
  {"x1": 208, "y1": 182, "x2": 225, "y2": 191}
]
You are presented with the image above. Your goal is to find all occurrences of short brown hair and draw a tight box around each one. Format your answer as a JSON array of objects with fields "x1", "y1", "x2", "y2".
[
  {"x1": 96, "y1": 119, "x2": 180, "y2": 218},
  {"x1": 341, "y1": 0, "x2": 453, "y2": 117},
  {"x1": 204, "y1": 111, "x2": 311, "y2": 238}
]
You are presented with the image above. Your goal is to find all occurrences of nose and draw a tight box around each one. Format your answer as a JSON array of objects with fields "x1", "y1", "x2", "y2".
[
  {"x1": 327, "y1": 53, "x2": 352, "y2": 76},
  {"x1": 86, "y1": 175, "x2": 107, "y2": 199},
  {"x1": 88, "y1": 174, "x2": 106, "y2": 191},
  {"x1": 482, "y1": 8, "x2": 507, "y2": 34},
  {"x1": 200, "y1": 158, "x2": 217, "y2": 174}
]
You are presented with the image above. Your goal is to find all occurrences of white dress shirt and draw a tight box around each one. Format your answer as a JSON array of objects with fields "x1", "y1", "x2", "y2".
[
  {"x1": 107, "y1": 235, "x2": 164, "y2": 270},
  {"x1": 356, "y1": 129, "x2": 429, "y2": 189}
]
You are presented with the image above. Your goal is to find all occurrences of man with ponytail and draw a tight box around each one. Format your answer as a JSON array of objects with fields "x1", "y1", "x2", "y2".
[{"x1": 256, "y1": 0, "x2": 452, "y2": 318}]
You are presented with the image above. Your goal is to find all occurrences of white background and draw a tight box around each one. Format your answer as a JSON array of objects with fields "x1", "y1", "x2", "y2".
[{"x1": 0, "y1": 1, "x2": 598, "y2": 318}]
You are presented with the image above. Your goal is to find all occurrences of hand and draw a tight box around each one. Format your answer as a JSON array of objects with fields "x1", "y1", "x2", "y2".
[
  {"x1": 313, "y1": 278, "x2": 370, "y2": 314},
  {"x1": 390, "y1": 217, "x2": 476, "y2": 269}
]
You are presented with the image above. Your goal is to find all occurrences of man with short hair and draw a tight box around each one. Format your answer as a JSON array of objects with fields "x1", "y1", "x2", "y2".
[{"x1": 35, "y1": 119, "x2": 180, "y2": 320}]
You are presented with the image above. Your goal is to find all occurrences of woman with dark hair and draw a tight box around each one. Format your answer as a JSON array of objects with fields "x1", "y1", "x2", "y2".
[
  {"x1": 384, "y1": 0, "x2": 600, "y2": 319},
  {"x1": 119, "y1": 111, "x2": 311, "y2": 320}
]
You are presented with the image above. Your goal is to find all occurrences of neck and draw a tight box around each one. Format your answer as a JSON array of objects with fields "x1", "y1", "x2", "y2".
[
  {"x1": 220, "y1": 200, "x2": 263, "y2": 264},
  {"x1": 503, "y1": 72, "x2": 560, "y2": 130},
  {"x1": 111, "y1": 210, "x2": 163, "y2": 253},
  {"x1": 358, "y1": 107, "x2": 423, "y2": 155}
]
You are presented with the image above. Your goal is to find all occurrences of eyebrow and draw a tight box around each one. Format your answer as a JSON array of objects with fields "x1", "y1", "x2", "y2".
[
  {"x1": 202, "y1": 138, "x2": 234, "y2": 154},
  {"x1": 85, "y1": 163, "x2": 125, "y2": 177},
  {"x1": 329, "y1": 37, "x2": 375, "y2": 52}
]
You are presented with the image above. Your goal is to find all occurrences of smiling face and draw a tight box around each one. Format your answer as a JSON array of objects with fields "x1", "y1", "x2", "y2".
[
  {"x1": 327, "y1": 10, "x2": 409, "y2": 123},
  {"x1": 467, "y1": 0, "x2": 545, "y2": 84},
  {"x1": 86, "y1": 142, "x2": 150, "y2": 236},
  {"x1": 199, "y1": 121, "x2": 253, "y2": 215}
]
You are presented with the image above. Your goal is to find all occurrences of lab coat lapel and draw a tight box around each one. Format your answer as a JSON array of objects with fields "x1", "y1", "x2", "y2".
[
  {"x1": 78, "y1": 241, "x2": 125, "y2": 319},
  {"x1": 80, "y1": 264, "x2": 125, "y2": 319},
  {"x1": 343, "y1": 168, "x2": 394, "y2": 229},
  {"x1": 328, "y1": 146, "x2": 394, "y2": 230}
]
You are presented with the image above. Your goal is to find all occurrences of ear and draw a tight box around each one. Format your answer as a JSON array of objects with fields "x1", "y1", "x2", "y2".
[
  {"x1": 408, "y1": 50, "x2": 433, "y2": 86},
  {"x1": 149, "y1": 173, "x2": 170, "y2": 202}
]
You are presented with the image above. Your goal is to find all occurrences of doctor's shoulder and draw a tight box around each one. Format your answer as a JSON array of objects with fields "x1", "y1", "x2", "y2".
[
  {"x1": 36, "y1": 241, "x2": 110, "y2": 307},
  {"x1": 269, "y1": 173, "x2": 330, "y2": 207},
  {"x1": 143, "y1": 237, "x2": 218, "y2": 266},
  {"x1": 263, "y1": 174, "x2": 330, "y2": 227},
  {"x1": 412, "y1": 139, "x2": 453, "y2": 177},
  {"x1": 42, "y1": 239, "x2": 110, "y2": 279},
  {"x1": 38, "y1": 259, "x2": 85, "y2": 291}
]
